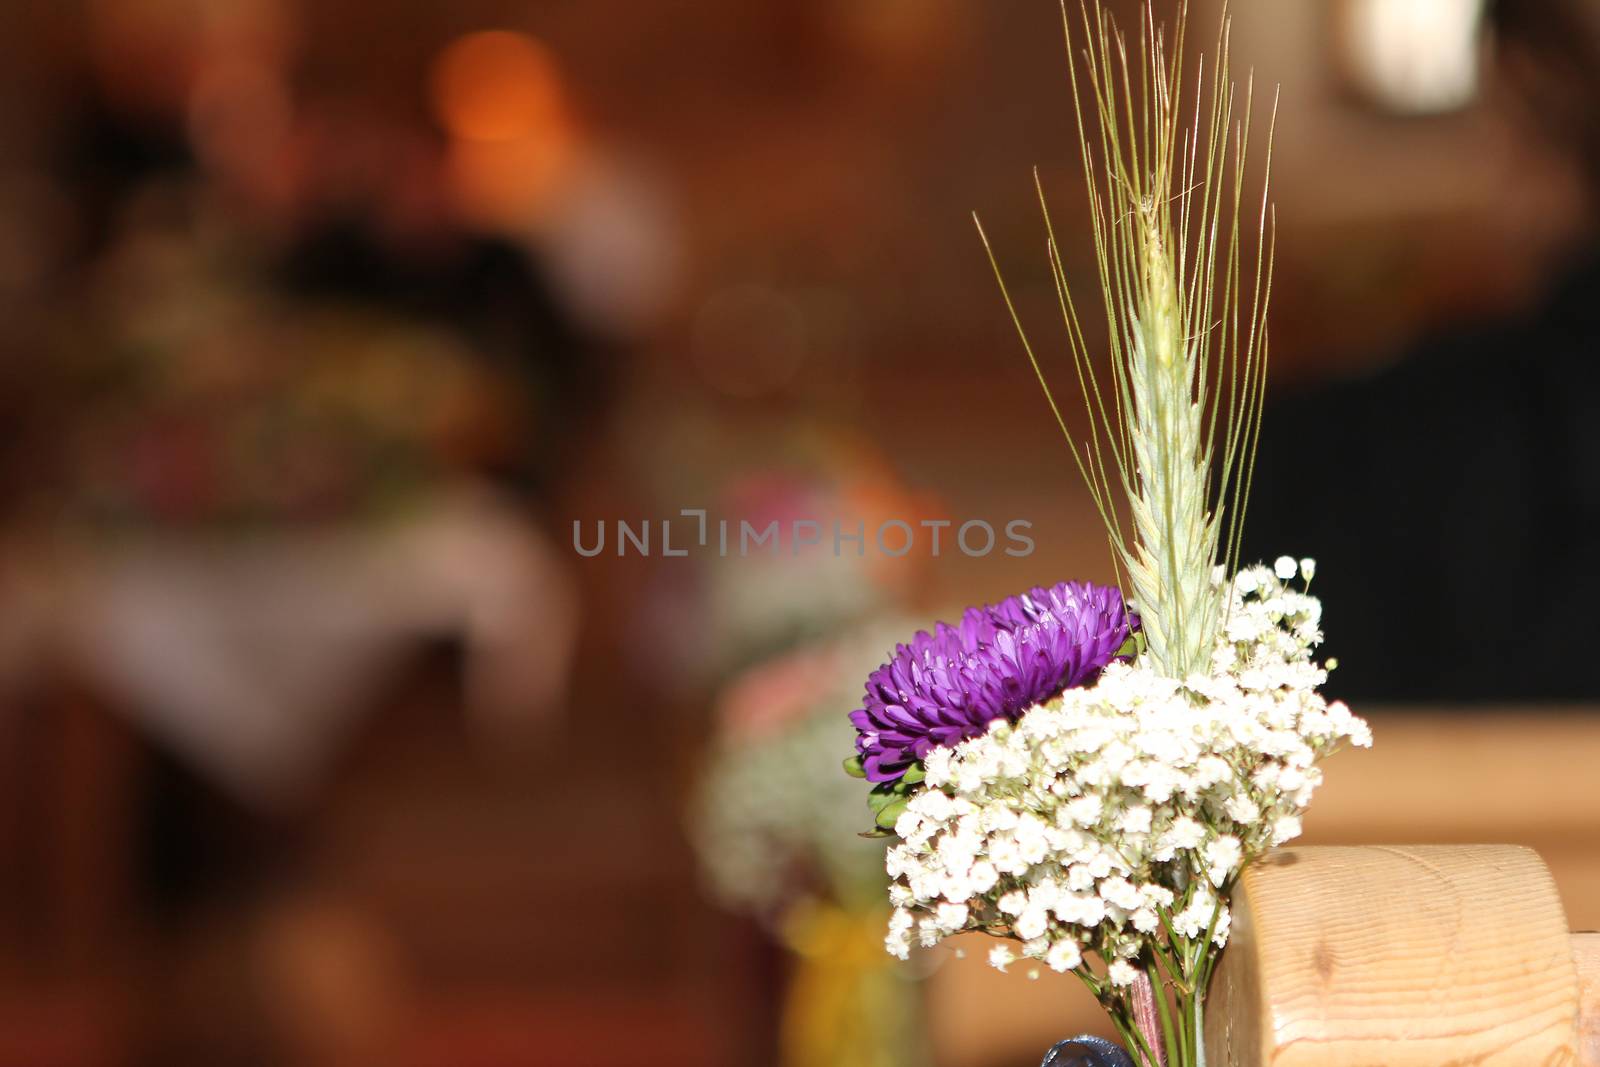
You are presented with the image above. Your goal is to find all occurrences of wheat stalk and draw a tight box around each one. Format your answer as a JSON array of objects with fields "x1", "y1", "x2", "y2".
[{"x1": 979, "y1": 0, "x2": 1275, "y2": 680}]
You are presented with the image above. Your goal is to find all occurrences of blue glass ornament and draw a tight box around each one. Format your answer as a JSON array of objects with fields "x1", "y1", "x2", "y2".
[{"x1": 1039, "y1": 1035, "x2": 1137, "y2": 1067}]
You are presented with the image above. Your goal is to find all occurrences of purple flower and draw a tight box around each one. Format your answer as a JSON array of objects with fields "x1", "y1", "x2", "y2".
[{"x1": 849, "y1": 582, "x2": 1134, "y2": 783}]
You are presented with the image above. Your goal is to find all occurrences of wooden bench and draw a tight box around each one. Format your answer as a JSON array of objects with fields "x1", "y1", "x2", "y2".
[{"x1": 1210, "y1": 844, "x2": 1599, "y2": 1065}]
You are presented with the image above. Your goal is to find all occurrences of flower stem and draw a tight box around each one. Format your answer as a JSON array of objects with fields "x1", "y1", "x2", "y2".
[{"x1": 1110, "y1": 1009, "x2": 1154, "y2": 1067}]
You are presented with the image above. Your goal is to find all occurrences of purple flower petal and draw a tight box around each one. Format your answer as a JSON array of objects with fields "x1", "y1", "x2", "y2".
[{"x1": 849, "y1": 582, "x2": 1134, "y2": 783}]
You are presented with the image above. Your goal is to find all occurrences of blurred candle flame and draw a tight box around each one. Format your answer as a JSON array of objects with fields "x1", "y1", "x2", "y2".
[
  {"x1": 429, "y1": 30, "x2": 578, "y2": 228},
  {"x1": 430, "y1": 30, "x2": 566, "y2": 144}
]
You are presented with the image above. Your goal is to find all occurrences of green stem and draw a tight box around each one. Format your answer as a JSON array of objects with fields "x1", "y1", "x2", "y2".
[{"x1": 1111, "y1": 1008, "x2": 1155, "y2": 1067}]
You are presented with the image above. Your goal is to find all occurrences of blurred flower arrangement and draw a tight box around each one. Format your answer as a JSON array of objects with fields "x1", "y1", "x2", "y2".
[
  {"x1": 701, "y1": 471, "x2": 892, "y2": 670},
  {"x1": 693, "y1": 621, "x2": 928, "y2": 1067},
  {"x1": 840, "y1": 5, "x2": 1371, "y2": 1066},
  {"x1": 43, "y1": 200, "x2": 511, "y2": 532},
  {"x1": 635, "y1": 420, "x2": 937, "y2": 688}
]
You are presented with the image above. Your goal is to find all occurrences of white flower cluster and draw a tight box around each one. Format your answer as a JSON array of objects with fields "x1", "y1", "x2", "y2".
[
  {"x1": 694, "y1": 621, "x2": 923, "y2": 917},
  {"x1": 697, "y1": 699, "x2": 887, "y2": 915},
  {"x1": 882, "y1": 561, "x2": 1370, "y2": 978}
]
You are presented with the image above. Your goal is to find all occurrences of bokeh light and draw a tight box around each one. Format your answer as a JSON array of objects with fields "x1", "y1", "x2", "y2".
[
  {"x1": 430, "y1": 30, "x2": 566, "y2": 144},
  {"x1": 430, "y1": 30, "x2": 579, "y2": 229},
  {"x1": 1341, "y1": 0, "x2": 1488, "y2": 114}
]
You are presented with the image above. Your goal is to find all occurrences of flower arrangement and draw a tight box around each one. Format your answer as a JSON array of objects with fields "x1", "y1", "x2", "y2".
[
  {"x1": 842, "y1": 5, "x2": 1371, "y2": 1065},
  {"x1": 60, "y1": 292, "x2": 507, "y2": 530},
  {"x1": 695, "y1": 622, "x2": 932, "y2": 1067},
  {"x1": 697, "y1": 634, "x2": 900, "y2": 917}
]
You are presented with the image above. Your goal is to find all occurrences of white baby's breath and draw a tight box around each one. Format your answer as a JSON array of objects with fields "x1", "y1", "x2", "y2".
[
  {"x1": 881, "y1": 565, "x2": 1368, "y2": 981},
  {"x1": 1107, "y1": 959, "x2": 1141, "y2": 987}
]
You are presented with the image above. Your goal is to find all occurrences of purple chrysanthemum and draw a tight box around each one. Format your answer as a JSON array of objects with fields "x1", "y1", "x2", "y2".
[{"x1": 849, "y1": 582, "x2": 1134, "y2": 783}]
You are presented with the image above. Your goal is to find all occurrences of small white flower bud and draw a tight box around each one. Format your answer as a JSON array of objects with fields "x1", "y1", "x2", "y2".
[{"x1": 1107, "y1": 959, "x2": 1140, "y2": 987}]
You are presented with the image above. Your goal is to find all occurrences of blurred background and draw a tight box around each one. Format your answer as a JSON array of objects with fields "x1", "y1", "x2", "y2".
[{"x1": 0, "y1": 0, "x2": 1597, "y2": 1064}]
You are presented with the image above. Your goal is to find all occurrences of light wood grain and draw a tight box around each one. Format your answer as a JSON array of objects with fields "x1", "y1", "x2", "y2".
[
  {"x1": 1303, "y1": 711, "x2": 1600, "y2": 842},
  {"x1": 1207, "y1": 845, "x2": 1580, "y2": 1067},
  {"x1": 1577, "y1": 933, "x2": 1600, "y2": 1067}
]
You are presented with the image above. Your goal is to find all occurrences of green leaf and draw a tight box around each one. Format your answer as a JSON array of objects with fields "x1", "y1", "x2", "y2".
[
  {"x1": 842, "y1": 754, "x2": 867, "y2": 779},
  {"x1": 900, "y1": 763, "x2": 926, "y2": 785},
  {"x1": 874, "y1": 798, "x2": 908, "y2": 830},
  {"x1": 857, "y1": 827, "x2": 894, "y2": 839}
]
